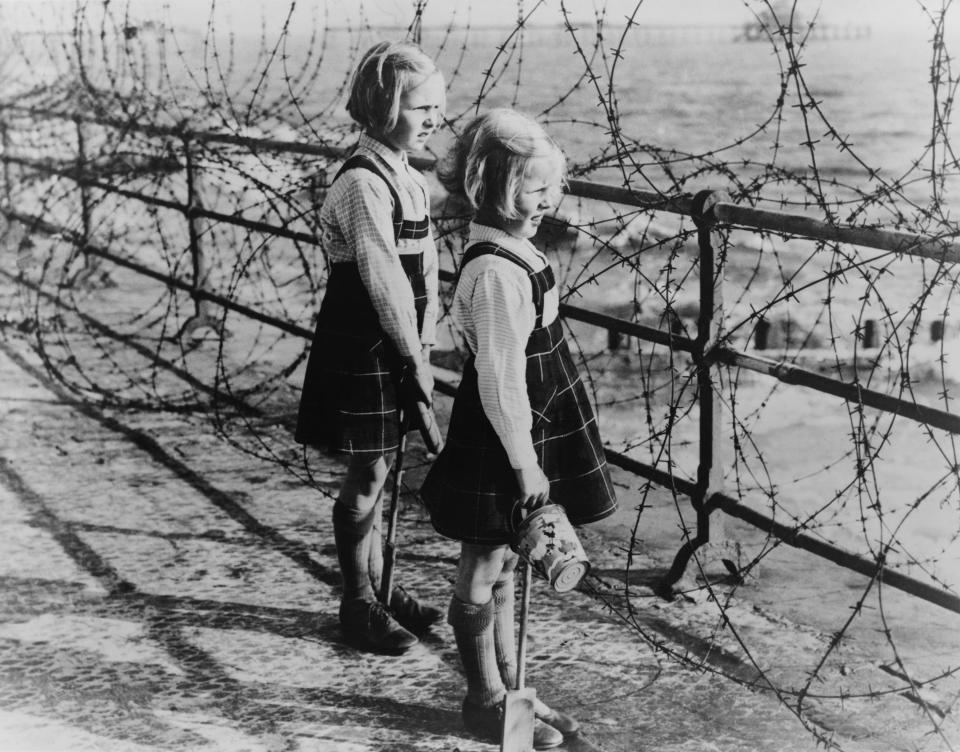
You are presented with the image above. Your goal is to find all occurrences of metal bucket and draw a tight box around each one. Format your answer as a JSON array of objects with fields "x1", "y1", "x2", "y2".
[{"x1": 511, "y1": 503, "x2": 590, "y2": 593}]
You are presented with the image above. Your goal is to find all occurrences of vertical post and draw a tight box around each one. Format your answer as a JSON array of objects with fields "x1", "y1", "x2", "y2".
[
  {"x1": 1, "y1": 118, "x2": 11, "y2": 207},
  {"x1": 657, "y1": 190, "x2": 732, "y2": 597},
  {"x1": 755, "y1": 318, "x2": 770, "y2": 350},
  {"x1": 178, "y1": 134, "x2": 217, "y2": 340},
  {"x1": 71, "y1": 115, "x2": 97, "y2": 286},
  {"x1": 931, "y1": 320, "x2": 944, "y2": 343},
  {"x1": 694, "y1": 195, "x2": 726, "y2": 545}
]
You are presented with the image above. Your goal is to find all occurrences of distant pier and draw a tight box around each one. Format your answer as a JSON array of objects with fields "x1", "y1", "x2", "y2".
[
  {"x1": 735, "y1": 20, "x2": 872, "y2": 42},
  {"x1": 541, "y1": 23, "x2": 874, "y2": 45}
]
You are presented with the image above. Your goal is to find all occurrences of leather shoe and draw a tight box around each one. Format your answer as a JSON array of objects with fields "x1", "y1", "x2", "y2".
[
  {"x1": 388, "y1": 586, "x2": 443, "y2": 633},
  {"x1": 339, "y1": 597, "x2": 418, "y2": 654},
  {"x1": 536, "y1": 702, "x2": 580, "y2": 736},
  {"x1": 462, "y1": 697, "x2": 563, "y2": 750}
]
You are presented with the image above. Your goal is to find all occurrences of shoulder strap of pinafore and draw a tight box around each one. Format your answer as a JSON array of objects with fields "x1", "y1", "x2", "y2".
[
  {"x1": 334, "y1": 153, "x2": 404, "y2": 243},
  {"x1": 459, "y1": 241, "x2": 546, "y2": 328}
]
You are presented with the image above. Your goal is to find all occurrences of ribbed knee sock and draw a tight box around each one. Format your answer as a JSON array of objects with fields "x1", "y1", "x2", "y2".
[
  {"x1": 492, "y1": 578, "x2": 553, "y2": 717},
  {"x1": 447, "y1": 595, "x2": 505, "y2": 708},
  {"x1": 333, "y1": 500, "x2": 376, "y2": 602},
  {"x1": 492, "y1": 578, "x2": 518, "y2": 689},
  {"x1": 366, "y1": 494, "x2": 385, "y2": 598}
]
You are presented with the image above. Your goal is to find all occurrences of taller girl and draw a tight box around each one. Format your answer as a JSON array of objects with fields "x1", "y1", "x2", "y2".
[
  {"x1": 421, "y1": 109, "x2": 618, "y2": 748},
  {"x1": 295, "y1": 41, "x2": 445, "y2": 654}
]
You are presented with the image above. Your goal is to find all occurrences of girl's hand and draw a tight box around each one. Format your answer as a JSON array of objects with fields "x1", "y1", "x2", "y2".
[
  {"x1": 419, "y1": 346, "x2": 435, "y2": 399},
  {"x1": 412, "y1": 362, "x2": 434, "y2": 406},
  {"x1": 514, "y1": 464, "x2": 550, "y2": 510},
  {"x1": 401, "y1": 355, "x2": 434, "y2": 406}
]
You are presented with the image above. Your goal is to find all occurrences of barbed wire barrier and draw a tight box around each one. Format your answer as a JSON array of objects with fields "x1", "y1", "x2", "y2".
[{"x1": 0, "y1": 1, "x2": 958, "y2": 748}]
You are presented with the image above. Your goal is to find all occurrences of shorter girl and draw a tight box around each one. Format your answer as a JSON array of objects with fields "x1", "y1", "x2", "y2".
[
  {"x1": 295, "y1": 40, "x2": 446, "y2": 654},
  {"x1": 421, "y1": 109, "x2": 618, "y2": 748}
]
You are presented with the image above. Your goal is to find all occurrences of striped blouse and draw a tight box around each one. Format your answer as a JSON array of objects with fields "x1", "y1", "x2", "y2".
[
  {"x1": 453, "y1": 222, "x2": 560, "y2": 470},
  {"x1": 319, "y1": 132, "x2": 439, "y2": 359}
]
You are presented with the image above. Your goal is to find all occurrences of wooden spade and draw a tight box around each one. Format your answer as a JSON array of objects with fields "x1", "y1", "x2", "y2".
[
  {"x1": 500, "y1": 560, "x2": 536, "y2": 752},
  {"x1": 379, "y1": 423, "x2": 406, "y2": 604},
  {"x1": 411, "y1": 398, "x2": 443, "y2": 454}
]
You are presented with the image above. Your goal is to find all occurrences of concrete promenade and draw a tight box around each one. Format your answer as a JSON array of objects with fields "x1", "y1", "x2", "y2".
[{"x1": 0, "y1": 328, "x2": 957, "y2": 752}]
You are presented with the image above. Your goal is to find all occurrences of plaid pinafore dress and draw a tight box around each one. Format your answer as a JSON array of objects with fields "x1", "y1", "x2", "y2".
[
  {"x1": 294, "y1": 154, "x2": 429, "y2": 455},
  {"x1": 421, "y1": 242, "x2": 618, "y2": 544}
]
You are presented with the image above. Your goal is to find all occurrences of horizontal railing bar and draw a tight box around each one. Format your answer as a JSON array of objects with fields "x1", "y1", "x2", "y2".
[
  {"x1": 438, "y1": 269, "x2": 694, "y2": 351},
  {"x1": 0, "y1": 104, "x2": 436, "y2": 171},
  {"x1": 604, "y1": 449, "x2": 697, "y2": 496},
  {"x1": 713, "y1": 203, "x2": 960, "y2": 265},
  {"x1": 2, "y1": 208, "x2": 315, "y2": 340},
  {"x1": 560, "y1": 303, "x2": 696, "y2": 353},
  {"x1": 565, "y1": 178, "x2": 694, "y2": 216},
  {"x1": 720, "y1": 348, "x2": 960, "y2": 435},
  {"x1": 716, "y1": 493, "x2": 960, "y2": 615},
  {"x1": 5, "y1": 154, "x2": 321, "y2": 246},
  {"x1": 4, "y1": 104, "x2": 958, "y2": 264}
]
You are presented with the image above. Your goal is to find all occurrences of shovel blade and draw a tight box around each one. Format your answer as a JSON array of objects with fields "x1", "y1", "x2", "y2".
[{"x1": 500, "y1": 687, "x2": 536, "y2": 752}]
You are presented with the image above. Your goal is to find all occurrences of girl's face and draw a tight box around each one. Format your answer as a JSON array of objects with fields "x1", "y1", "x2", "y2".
[
  {"x1": 380, "y1": 71, "x2": 445, "y2": 153},
  {"x1": 497, "y1": 155, "x2": 562, "y2": 239}
]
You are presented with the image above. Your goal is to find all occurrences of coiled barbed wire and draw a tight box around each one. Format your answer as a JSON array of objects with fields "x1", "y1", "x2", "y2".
[{"x1": 1, "y1": 1, "x2": 958, "y2": 749}]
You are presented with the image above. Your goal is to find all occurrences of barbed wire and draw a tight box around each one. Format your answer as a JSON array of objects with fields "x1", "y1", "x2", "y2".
[{"x1": 1, "y1": 1, "x2": 959, "y2": 748}]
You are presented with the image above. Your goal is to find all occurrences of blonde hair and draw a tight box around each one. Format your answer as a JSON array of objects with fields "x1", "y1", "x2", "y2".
[
  {"x1": 346, "y1": 41, "x2": 442, "y2": 134},
  {"x1": 439, "y1": 108, "x2": 566, "y2": 220}
]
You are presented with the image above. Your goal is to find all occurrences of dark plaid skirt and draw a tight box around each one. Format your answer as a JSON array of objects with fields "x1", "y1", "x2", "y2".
[
  {"x1": 421, "y1": 318, "x2": 617, "y2": 544},
  {"x1": 295, "y1": 260, "x2": 426, "y2": 456}
]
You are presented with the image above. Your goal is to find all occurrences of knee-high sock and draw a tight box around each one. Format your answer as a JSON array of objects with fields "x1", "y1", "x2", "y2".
[
  {"x1": 366, "y1": 493, "x2": 385, "y2": 597},
  {"x1": 493, "y1": 578, "x2": 554, "y2": 718},
  {"x1": 447, "y1": 595, "x2": 504, "y2": 708},
  {"x1": 492, "y1": 578, "x2": 518, "y2": 689},
  {"x1": 333, "y1": 500, "x2": 377, "y2": 602}
]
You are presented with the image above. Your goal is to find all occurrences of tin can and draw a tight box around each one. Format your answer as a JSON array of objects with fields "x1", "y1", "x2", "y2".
[{"x1": 511, "y1": 503, "x2": 590, "y2": 593}]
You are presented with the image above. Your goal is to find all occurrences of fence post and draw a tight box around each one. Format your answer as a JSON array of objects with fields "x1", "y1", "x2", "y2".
[
  {"x1": 1, "y1": 116, "x2": 11, "y2": 208},
  {"x1": 70, "y1": 115, "x2": 99, "y2": 286},
  {"x1": 178, "y1": 133, "x2": 218, "y2": 340},
  {"x1": 657, "y1": 190, "x2": 738, "y2": 597}
]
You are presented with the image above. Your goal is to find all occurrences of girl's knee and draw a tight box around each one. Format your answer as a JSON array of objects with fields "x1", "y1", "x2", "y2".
[
  {"x1": 496, "y1": 550, "x2": 520, "y2": 584},
  {"x1": 455, "y1": 543, "x2": 512, "y2": 603},
  {"x1": 342, "y1": 455, "x2": 389, "y2": 500}
]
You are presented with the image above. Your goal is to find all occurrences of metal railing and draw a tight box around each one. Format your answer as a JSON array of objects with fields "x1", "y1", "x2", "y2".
[{"x1": 2, "y1": 103, "x2": 958, "y2": 614}]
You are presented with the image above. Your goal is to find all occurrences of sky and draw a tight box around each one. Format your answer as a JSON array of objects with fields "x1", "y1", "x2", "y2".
[{"x1": 0, "y1": 0, "x2": 947, "y2": 35}]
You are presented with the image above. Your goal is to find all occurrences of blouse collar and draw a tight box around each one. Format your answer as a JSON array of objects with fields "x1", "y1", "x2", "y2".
[
  {"x1": 468, "y1": 221, "x2": 547, "y2": 268},
  {"x1": 357, "y1": 132, "x2": 407, "y2": 170}
]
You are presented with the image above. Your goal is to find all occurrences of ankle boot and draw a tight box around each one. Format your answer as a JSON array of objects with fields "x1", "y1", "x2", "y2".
[
  {"x1": 461, "y1": 698, "x2": 564, "y2": 750},
  {"x1": 388, "y1": 585, "x2": 443, "y2": 633},
  {"x1": 339, "y1": 597, "x2": 418, "y2": 654}
]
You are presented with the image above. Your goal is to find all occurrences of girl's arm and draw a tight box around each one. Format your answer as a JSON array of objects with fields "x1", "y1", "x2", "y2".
[
  {"x1": 420, "y1": 220, "x2": 440, "y2": 348},
  {"x1": 335, "y1": 173, "x2": 424, "y2": 364},
  {"x1": 472, "y1": 266, "x2": 550, "y2": 505},
  {"x1": 471, "y1": 265, "x2": 539, "y2": 469}
]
